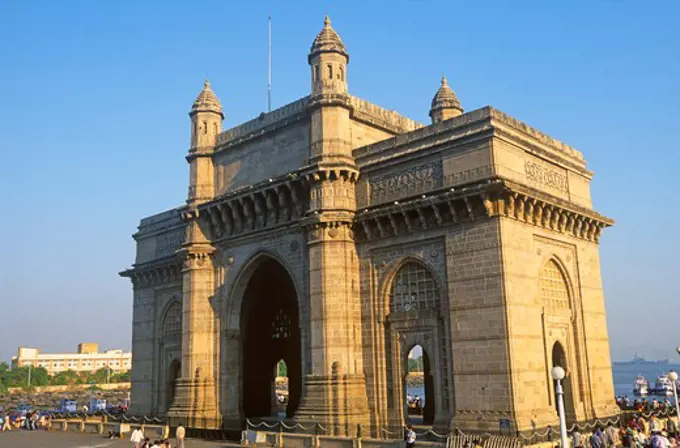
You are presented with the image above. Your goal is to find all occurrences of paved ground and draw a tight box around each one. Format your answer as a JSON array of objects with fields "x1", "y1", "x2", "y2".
[{"x1": 0, "y1": 430, "x2": 241, "y2": 448}]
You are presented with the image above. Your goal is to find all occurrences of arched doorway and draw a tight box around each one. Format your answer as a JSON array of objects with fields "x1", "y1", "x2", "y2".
[
  {"x1": 385, "y1": 259, "x2": 452, "y2": 431},
  {"x1": 552, "y1": 342, "x2": 575, "y2": 422},
  {"x1": 240, "y1": 257, "x2": 301, "y2": 419},
  {"x1": 404, "y1": 345, "x2": 435, "y2": 426}
]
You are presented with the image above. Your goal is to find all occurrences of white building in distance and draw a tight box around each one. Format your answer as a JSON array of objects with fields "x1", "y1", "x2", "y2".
[{"x1": 11, "y1": 343, "x2": 131, "y2": 375}]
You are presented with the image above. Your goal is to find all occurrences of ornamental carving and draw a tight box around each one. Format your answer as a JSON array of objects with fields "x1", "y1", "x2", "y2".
[
  {"x1": 370, "y1": 161, "x2": 443, "y2": 204},
  {"x1": 156, "y1": 230, "x2": 185, "y2": 258},
  {"x1": 524, "y1": 160, "x2": 568, "y2": 193}
]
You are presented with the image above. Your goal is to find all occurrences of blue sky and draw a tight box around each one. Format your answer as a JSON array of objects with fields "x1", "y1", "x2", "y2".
[{"x1": 1, "y1": 1, "x2": 678, "y2": 364}]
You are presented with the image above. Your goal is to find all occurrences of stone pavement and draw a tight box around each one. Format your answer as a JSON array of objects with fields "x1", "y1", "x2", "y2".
[{"x1": 0, "y1": 430, "x2": 242, "y2": 448}]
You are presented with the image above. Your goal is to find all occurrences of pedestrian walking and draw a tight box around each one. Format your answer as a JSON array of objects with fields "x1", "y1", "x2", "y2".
[
  {"x1": 406, "y1": 425, "x2": 416, "y2": 448},
  {"x1": 130, "y1": 426, "x2": 145, "y2": 448},
  {"x1": 176, "y1": 423, "x2": 186, "y2": 448}
]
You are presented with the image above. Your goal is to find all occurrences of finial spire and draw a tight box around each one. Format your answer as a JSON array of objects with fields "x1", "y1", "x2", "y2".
[
  {"x1": 324, "y1": 15, "x2": 331, "y2": 26},
  {"x1": 442, "y1": 76, "x2": 448, "y2": 86},
  {"x1": 204, "y1": 79, "x2": 211, "y2": 89}
]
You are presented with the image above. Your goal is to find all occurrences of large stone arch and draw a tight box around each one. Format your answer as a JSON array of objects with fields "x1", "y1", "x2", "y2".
[
  {"x1": 219, "y1": 250, "x2": 306, "y2": 426},
  {"x1": 377, "y1": 255, "x2": 453, "y2": 432},
  {"x1": 222, "y1": 249, "x2": 305, "y2": 332}
]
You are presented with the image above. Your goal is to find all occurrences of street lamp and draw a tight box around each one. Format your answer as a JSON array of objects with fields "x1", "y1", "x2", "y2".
[
  {"x1": 552, "y1": 366, "x2": 569, "y2": 448},
  {"x1": 668, "y1": 371, "x2": 679, "y2": 420}
]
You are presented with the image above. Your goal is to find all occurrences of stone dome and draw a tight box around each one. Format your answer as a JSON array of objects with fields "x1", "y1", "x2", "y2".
[
  {"x1": 429, "y1": 76, "x2": 463, "y2": 115},
  {"x1": 191, "y1": 79, "x2": 223, "y2": 116},
  {"x1": 309, "y1": 16, "x2": 349, "y2": 62}
]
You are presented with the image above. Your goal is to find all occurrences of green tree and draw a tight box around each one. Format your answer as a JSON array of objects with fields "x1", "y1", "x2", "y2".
[
  {"x1": 408, "y1": 357, "x2": 423, "y2": 373},
  {"x1": 277, "y1": 360, "x2": 287, "y2": 377},
  {"x1": 50, "y1": 370, "x2": 81, "y2": 386}
]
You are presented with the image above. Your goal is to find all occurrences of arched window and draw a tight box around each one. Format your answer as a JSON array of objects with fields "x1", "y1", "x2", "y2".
[
  {"x1": 163, "y1": 302, "x2": 182, "y2": 338},
  {"x1": 540, "y1": 259, "x2": 570, "y2": 309},
  {"x1": 389, "y1": 261, "x2": 440, "y2": 313}
]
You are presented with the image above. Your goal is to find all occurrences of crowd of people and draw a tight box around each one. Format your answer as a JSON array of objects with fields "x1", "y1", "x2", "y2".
[
  {"x1": 571, "y1": 415, "x2": 679, "y2": 448},
  {"x1": 0, "y1": 410, "x2": 50, "y2": 431},
  {"x1": 616, "y1": 397, "x2": 677, "y2": 413},
  {"x1": 128, "y1": 423, "x2": 186, "y2": 448}
]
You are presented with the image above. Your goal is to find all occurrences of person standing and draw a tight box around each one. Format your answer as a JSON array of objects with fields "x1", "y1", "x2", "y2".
[
  {"x1": 572, "y1": 429, "x2": 584, "y2": 448},
  {"x1": 130, "y1": 426, "x2": 145, "y2": 448},
  {"x1": 591, "y1": 427, "x2": 605, "y2": 448},
  {"x1": 176, "y1": 423, "x2": 186, "y2": 448},
  {"x1": 406, "y1": 425, "x2": 416, "y2": 448},
  {"x1": 1, "y1": 414, "x2": 11, "y2": 432}
]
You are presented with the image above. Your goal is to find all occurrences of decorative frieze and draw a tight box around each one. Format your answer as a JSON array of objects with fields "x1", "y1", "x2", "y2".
[
  {"x1": 355, "y1": 179, "x2": 612, "y2": 243},
  {"x1": 369, "y1": 161, "x2": 443, "y2": 205},
  {"x1": 524, "y1": 160, "x2": 568, "y2": 193}
]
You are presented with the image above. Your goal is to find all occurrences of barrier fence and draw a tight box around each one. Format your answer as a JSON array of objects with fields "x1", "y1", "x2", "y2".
[{"x1": 43, "y1": 407, "x2": 678, "y2": 447}]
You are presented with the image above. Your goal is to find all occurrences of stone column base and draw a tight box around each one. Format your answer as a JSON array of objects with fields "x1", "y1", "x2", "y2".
[
  {"x1": 167, "y1": 378, "x2": 221, "y2": 430},
  {"x1": 296, "y1": 372, "x2": 370, "y2": 437}
]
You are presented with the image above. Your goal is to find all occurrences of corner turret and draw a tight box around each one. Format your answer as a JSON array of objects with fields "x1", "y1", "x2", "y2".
[
  {"x1": 429, "y1": 76, "x2": 463, "y2": 124},
  {"x1": 308, "y1": 16, "x2": 349, "y2": 95},
  {"x1": 187, "y1": 79, "x2": 223, "y2": 205}
]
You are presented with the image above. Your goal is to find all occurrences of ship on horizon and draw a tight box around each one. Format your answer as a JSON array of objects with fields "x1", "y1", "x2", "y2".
[{"x1": 614, "y1": 353, "x2": 670, "y2": 365}]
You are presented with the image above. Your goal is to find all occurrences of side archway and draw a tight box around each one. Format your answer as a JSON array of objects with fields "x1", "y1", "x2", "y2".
[
  {"x1": 381, "y1": 258, "x2": 452, "y2": 431},
  {"x1": 158, "y1": 300, "x2": 182, "y2": 414}
]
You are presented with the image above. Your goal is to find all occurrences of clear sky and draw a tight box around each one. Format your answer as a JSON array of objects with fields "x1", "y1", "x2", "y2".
[{"x1": 1, "y1": 1, "x2": 678, "y2": 364}]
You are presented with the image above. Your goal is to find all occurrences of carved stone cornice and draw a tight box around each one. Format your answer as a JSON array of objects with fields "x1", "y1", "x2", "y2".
[
  {"x1": 195, "y1": 174, "x2": 309, "y2": 243},
  {"x1": 355, "y1": 178, "x2": 613, "y2": 243},
  {"x1": 177, "y1": 244, "x2": 215, "y2": 272},
  {"x1": 119, "y1": 257, "x2": 183, "y2": 289}
]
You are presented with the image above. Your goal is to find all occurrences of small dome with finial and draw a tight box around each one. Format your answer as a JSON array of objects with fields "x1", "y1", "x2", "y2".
[
  {"x1": 309, "y1": 15, "x2": 349, "y2": 62},
  {"x1": 430, "y1": 76, "x2": 463, "y2": 117},
  {"x1": 191, "y1": 79, "x2": 223, "y2": 116}
]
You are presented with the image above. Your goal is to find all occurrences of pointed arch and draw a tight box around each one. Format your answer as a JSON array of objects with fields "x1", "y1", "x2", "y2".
[
  {"x1": 539, "y1": 257, "x2": 573, "y2": 311},
  {"x1": 161, "y1": 300, "x2": 182, "y2": 339},
  {"x1": 379, "y1": 256, "x2": 445, "y2": 319}
]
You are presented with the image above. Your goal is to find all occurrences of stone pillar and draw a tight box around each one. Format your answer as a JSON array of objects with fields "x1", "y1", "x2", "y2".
[
  {"x1": 167, "y1": 212, "x2": 220, "y2": 429},
  {"x1": 297, "y1": 215, "x2": 370, "y2": 435},
  {"x1": 295, "y1": 100, "x2": 369, "y2": 434}
]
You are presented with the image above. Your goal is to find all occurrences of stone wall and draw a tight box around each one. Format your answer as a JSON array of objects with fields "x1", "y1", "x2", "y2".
[{"x1": 214, "y1": 122, "x2": 310, "y2": 196}]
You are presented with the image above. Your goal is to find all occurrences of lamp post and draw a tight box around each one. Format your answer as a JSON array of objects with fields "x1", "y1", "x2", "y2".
[
  {"x1": 552, "y1": 366, "x2": 569, "y2": 448},
  {"x1": 668, "y1": 371, "x2": 679, "y2": 420}
]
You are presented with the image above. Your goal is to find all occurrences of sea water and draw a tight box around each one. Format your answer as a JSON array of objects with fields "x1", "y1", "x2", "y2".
[{"x1": 405, "y1": 363, "x2": 680, "y2": 406}]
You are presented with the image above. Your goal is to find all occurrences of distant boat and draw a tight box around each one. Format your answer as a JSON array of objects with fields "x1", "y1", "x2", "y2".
[
  {"x1": 633, "y1": 375, "x2": 649, "y2": 396},
  {"x1": 615, "y1": 354, "x2": 671, "y2": 365},
  {"x1": 652, "y1": 375, "x2": 674, "y2": 396}
]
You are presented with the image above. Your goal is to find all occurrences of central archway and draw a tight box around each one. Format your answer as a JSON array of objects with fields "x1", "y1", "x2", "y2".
[{"x1": 240, "y1": 257, "x2": 301, "y2": 419}]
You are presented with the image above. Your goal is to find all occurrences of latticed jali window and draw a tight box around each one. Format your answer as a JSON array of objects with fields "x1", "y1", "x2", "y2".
[
  {"x1": 390, "y1": 262, "x2": 440, "y2": 313},
  {"x1": 271, "y1": 308, "x2": 291, "y2": 340},
  {"x1": 540, "y1": 260, "x2": 570, "y2": 309},
  {"x1": 163, "y1": 302, "x2": 182, "y2": 338}
]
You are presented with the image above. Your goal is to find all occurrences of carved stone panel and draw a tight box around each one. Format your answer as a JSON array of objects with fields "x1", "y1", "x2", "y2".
[{"x1": 369, "y1": 161, "x2": 443, "y2": 205}]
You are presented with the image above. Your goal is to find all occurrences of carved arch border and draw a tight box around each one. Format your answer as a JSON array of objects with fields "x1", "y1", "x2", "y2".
[
  {"x1": 537, "y1": 254, "x2": 580, "y2": 322},
  {"x1": 221, "y1": 248, "x2": 305, "y2": 335},
  {"x1": 153, "y1": 294, "x2": 182, "y2": 415},
  {"x1": 539, "y1": 252, "x2": 588, "y2": 411},
  {"x1": 155, "y1": 297, "x2": 183, "y2": 341},
  {"x1": 377, "y1": 255, "x2": 447, "y2": 321}
]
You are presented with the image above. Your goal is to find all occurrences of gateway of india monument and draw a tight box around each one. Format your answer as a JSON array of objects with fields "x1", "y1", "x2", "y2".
[{"x1": 121, "y1": 17, "x2": 618, "y2": 438}]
